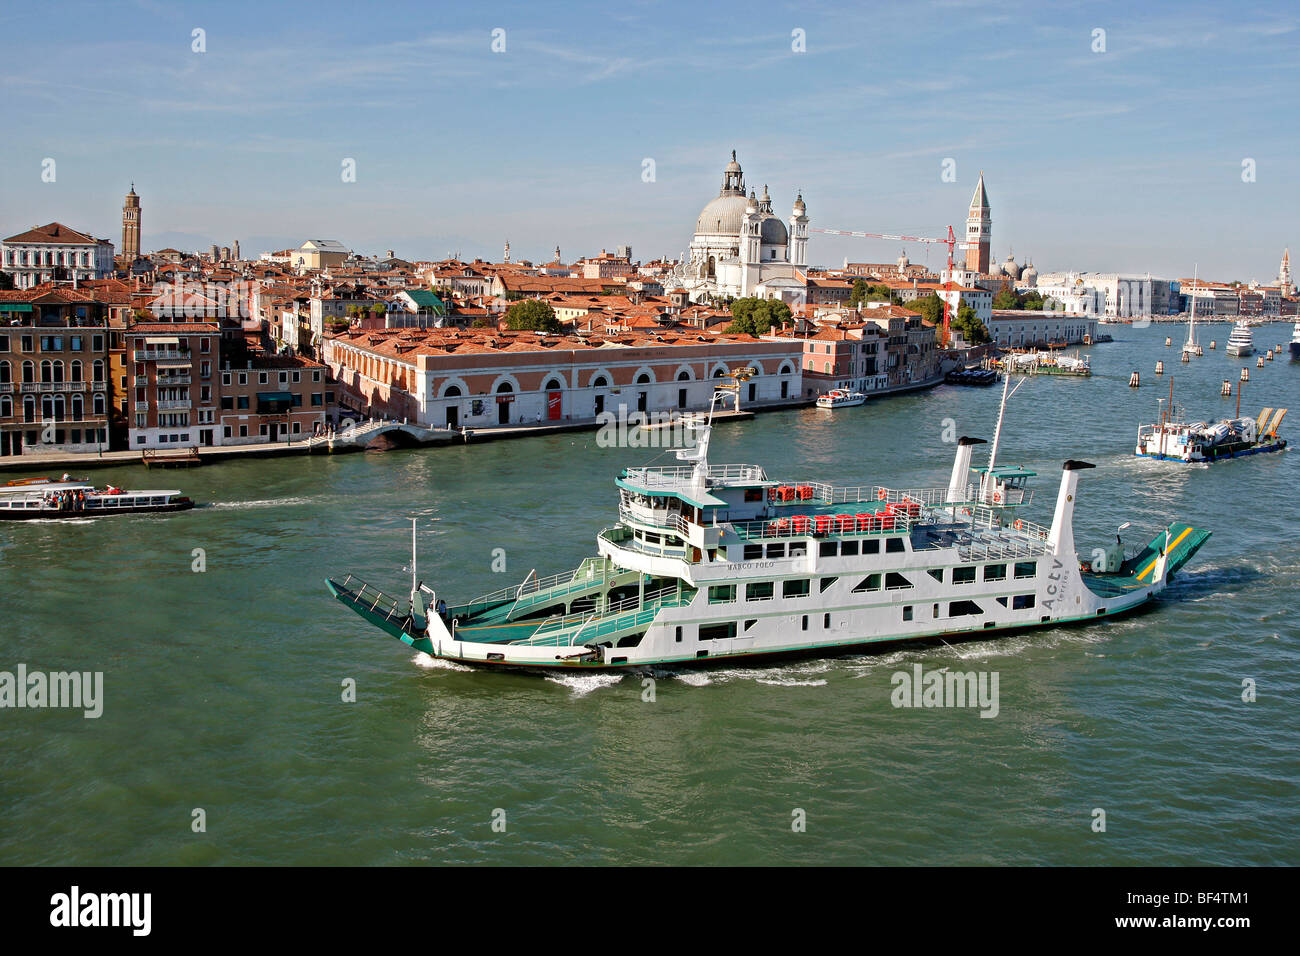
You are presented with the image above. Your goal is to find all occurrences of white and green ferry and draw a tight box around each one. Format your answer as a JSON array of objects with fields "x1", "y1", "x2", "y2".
[{"x1": 327, "y1": 382, "x2": 1211, "y2": 671}]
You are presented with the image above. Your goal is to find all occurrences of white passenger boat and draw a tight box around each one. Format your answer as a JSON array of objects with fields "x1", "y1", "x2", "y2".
[
  {"x1": 328, "y1": 379, "x2": 1212, "y2": 671},
  {"x1": 0, "y1": 477, "x2": 195, "y2": 520},
  {"x1": 1289, "y1": 320, "x2": 1300, "y2": 361},
  {"x1": 1225, "y1": 321, "x2": 1254, "y2": 357},
  {"x1": 815, "y1": 388, "x2": 867, "y2": 409}
]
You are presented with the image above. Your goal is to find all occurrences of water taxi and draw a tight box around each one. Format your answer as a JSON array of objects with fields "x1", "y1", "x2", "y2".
[
  {"x1": 1225, "y1": 321, "x2": 1254, "y2": 357},
  {"x1": 327, "y1": 379, "x2": 1212, "y2": 671},
  {"x1": 0, "y1": 477, "x2": 195, "y2": 520},
  {"x1": 815, "y1": 388, "x2": 867, "y2": 409}
]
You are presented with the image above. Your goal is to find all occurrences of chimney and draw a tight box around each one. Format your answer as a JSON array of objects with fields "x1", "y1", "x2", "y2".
[
  {"x1": 1047, "y1": 460, "x2": 1095, "y2": 558},
  {"x1": 947, "y1": 436, "x2": 986, "y2": 503}
]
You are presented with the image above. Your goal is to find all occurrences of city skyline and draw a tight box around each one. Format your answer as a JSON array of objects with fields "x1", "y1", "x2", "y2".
[{"x1": 2, "y1": 0, "x2": 1298, "y2": 281}]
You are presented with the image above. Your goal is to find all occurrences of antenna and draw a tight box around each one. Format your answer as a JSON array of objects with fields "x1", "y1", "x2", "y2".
[
  {"x1": 984, "y1": 373, "x2": 1026, "y2": 499},
  {"x1": 410, "y1": 517, "x2": 418, "y2": 597}
]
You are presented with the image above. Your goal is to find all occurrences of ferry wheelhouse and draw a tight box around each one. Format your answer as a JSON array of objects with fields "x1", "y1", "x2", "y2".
[
  {"x1": 815, "y1": 389, "x2": 867, "y2": 409},
  {"x1": 328, "y1": 380, "x2": 1212, "y2": 671},
  {"x1": 0, "y1": 478, "x2": 195, "y2": 520}
]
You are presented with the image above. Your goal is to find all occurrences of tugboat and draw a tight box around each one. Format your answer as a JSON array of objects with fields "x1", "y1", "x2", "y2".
[
  {"x1": 1225, "y1": 320, "x2": 1255, "y2": 357},
  {"x1": 327, "y1": 378, "x2": 1212, "y2": 671},
  {"x1": 0, "y1": 477, "x2": 195, "y2": 519},
  {"x1": 1135, "y1": 380, "x2": 1287, "y2": 463},
  {"x1": 815, "y1": 388, "x2": 867, "y2": 409}
]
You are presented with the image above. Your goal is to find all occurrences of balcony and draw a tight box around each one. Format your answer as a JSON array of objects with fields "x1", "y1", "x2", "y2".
[
  {"x1": 133, "y1": 349, "x2": 191, "y2": 363},
  {"x1": 156, "y1": 400, "x2": 192, "y2": 411},
  {"x1": 18, "y1": 381, "x2": 89, "y2": 393},
  {"x1": 156, "y1": 374, "x2": 191, "y2": 386}
]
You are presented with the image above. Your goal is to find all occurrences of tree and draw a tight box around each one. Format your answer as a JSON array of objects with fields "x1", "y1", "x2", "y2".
[
  {"x1": 907, "y1": 293, "x2": 945, "y2": 325},
  {"x1": 952, "y1": 303, "x2": 990, "y2": 345},
  {"x1": 0, "y1": 271, "x2": 13, "y2": 291},
  {"x1": 849, "y1": 278, "x2": 869, "y2": 308},
  {"x1": 504, "y1": 298, "x2": 561, "y2": 333},
  {"x1": 725, "y1": 297, "x2": 792, "y2": 336},
  {"x1": 1021, "y1": 290, "x2": 1045, "y2": 311},
  {"x1": 992, "y1": 288, "x2": 1020, "y2": 310}
]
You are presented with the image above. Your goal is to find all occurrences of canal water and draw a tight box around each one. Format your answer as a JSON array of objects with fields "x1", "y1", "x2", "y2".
[{"x1": 1, "y1": 322, "x2": 1296, "y2": 865}]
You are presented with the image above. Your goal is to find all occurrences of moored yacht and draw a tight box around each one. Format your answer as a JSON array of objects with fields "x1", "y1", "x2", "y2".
[
  {"x1": 1225, "y1": 320, "x2": 1254, "y2": 357},
  {"x1": 327, "y1": 379, "x2": 1212, "y2": 671}
]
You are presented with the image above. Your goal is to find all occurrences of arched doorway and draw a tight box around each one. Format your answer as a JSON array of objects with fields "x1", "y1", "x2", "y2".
[
  {"x1": 444, "y1": 384, "x2": 462, "y2": 427},
  {"x1": 496, "y1": 381, "x2": 513, "y2": 425}
]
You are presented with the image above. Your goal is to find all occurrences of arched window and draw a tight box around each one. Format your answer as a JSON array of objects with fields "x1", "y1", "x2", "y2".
[
  {"x1": 444, "y1": 385, "x2": 462, "y2": 398},
  {"x1": 676, "y1": 370, "x2": 691, "y2": 381},
  {"x1": 0, "y1": 396, "x2": 10, "y2": 418},
  {"x1": 591, "y1": 375, "x2": 608, "y2": 388},
  {"x1": 543, "y1": 378, "x2": 563, "y2": 391},
  {"x1": 496, "y1": 381, "x2": 513, "y2": 393},
  {"x1": 779, "y1": 361, "x2": 794, "y2": 375},
  {"x1": 70, "y1": 360, "x2": 83, "y2": 383},
  {"x1": 713, "y1": 367, "x2": 726, "y2": 378},
  {"x1": 70, "y1": 395, "x2": 83, "y2": 421},
  {"x1": 52, "y1": 361, "x2": 64, "y2": 383},
  {"x1": 0, "y1": 360, "x2": 9, "y2": 384},
  {"x1": 635, "y1": 373, "x2": 651, "y2": 384},
  {"x1": 92, "y1": 359, "x2": 104, "y2": 383},
  {"x1": 40, "y1": 360, "x2": 53, "y2": 383},
  {"x1": 93, "y1": 393, "x2": 105, "y2": 416},
  {"x1": 23, "y1": 396, "x2": 35, "y2": 423}
]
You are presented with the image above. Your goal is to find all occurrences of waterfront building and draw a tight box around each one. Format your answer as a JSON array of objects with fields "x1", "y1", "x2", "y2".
[
  {"x1": 771, "y1": 304, "x2": 940, "y2": 396},
  {"x1": 2, "y1": 223, "x2": 115, "y2": 290},
  {"x1": 987, "y1": 311, "x2": 1098, "y2": 348},
  {"x1": 324, "y1": 327, "x2": 803, "y2": 429},
  {"x1": 217, "y1": 348, "x2": 328, "y2": 444},
  {"x1": 124, "y1": 323, "x2": 219, "y2": 449},
  {"x1": 578, "y1": 250, "x2": 635, "y2": 279}
]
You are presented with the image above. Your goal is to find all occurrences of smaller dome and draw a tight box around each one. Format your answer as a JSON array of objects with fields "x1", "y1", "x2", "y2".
[
  {"x1": 792, "y1": 192, "x2": 806, "y2": 215},
  {"x1": 761, "y1": 217, "x2": 789, "y2": 246}
]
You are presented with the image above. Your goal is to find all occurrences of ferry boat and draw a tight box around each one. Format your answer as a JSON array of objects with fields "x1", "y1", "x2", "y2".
[
  {"x1": 815, "y1": 388, "x2": 867, "y2": 409},
  {"x1": 0, "y1": 477, "x2": 195, "y2": 520},
  {"x1": 998, "y1": 351, "x2": 1091, "y2": 377},
  {"x1": 1225, "y1": 321, "x2": 1254, "y2": 357},
  {"x1": 1135, "y1": 382, "x2": 1287, "y2": 463},
  {"x1": 327, "y1": 379, "x2": 1212, "y2": 671},
  {"x1": 1289, "y1": 320, "x2": 1300, "y2": 361}
]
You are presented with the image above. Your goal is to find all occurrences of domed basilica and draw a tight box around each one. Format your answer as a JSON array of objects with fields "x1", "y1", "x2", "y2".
[{"x1": 673, "y1": 151, "x2": 808, "y2": 305}]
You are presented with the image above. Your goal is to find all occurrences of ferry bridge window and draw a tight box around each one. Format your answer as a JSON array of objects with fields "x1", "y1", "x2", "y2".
[
  {"x1": 743, "y1": 544, "x2": 763, "y2": 561},
  {"x1": 819, "y1": 541, "x2": 837, "y2": 557},
  {"x1": 884, "y1": 572, "x2": 912, "y2": 590},
  {"x1": 862, "y1": 540, "x2": 880, "y2": 555},
  {"x1": 841, "y1": 540, "x2": 859, "y2": 556},
  {"x1": 783, "y1": 579, "x2": 810, "y2": 599},
  {"x1": 708, "y1": 585, "x2": 736, "y2": 604},
  {"x1": 851, "y1": 574, "x2": 882, "y2": 593},
  {"x1": 1014, "y1": 561, "x2": 1037, "y2": 580},
  {"x1": 788, "y1": 542, "x2": 807, "y2": 558},
  {"x1": 886, "y1": 538, "x2": 905, "y2": 554},
  {"x1": 928, "y1": 569, "x2": 944, "y2": 582},
  {"x1": 1012, "y1": 594, "x2": 1036, "y2": 610},
  {"x1": 765, "y1": 543, "x2": 785, "y2": 559},
  {"x1": 953, "y1": 566, "x2": 977, "y2": 585},
  {"x1": 984, "y1": 564, "x2": 1007, "y2": 581},
  {"x1": 745, "y1": 582, "x2": 774, "y2": 602},
  {"x1": 819, "y1": 577, "x2": 838, "y2": 593},
  {"x1": 949, "y1": 600, "x2": 984, "y2": 617},
  {"x1": 743, "y1": 488, "x2": 763, "y2": 502}
]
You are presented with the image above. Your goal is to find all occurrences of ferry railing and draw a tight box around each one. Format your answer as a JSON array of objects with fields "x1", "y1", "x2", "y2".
[
  {"x1": 520, "y1": 585, "x2": 690, "y2": 647},
  {"x1": 727, "y1": 512, "x2": 921, "y2": 540},
  {"x1": 618, "y1": 504, "x2": 692, "y2": 537},
  {"x1": 335, "y1": 574, "x2": 410, "y2": 626},
  {"x1": 621, "y1": 463, "x2": 768, "y2": 487}
]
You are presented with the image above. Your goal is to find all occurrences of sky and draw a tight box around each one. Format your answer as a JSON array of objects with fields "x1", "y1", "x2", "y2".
[{"x1": 1, "y1": 0, "x2": 1298, "y2": 282}]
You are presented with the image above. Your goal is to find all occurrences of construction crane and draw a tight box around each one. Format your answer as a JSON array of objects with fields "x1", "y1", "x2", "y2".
[{"x1": 812, "y1": 224, "x2": 965, "y2": 348}]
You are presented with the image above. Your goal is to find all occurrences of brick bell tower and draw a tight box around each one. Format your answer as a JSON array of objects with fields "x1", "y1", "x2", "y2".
[
  {"x1": 964, "y1": 171, "x2": 991, "y2": 274},
  {"x1": 122, "y1": 183, "x2": 141, "y2": 260}
]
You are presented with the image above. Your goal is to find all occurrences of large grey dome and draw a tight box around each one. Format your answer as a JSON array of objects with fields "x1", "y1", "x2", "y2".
[
  {"x1": 761, "y1": 216, "x2": 788, "y2": 246},
  {"x1": 695, "y1": 193, "x2": 751, "y2": 237}
]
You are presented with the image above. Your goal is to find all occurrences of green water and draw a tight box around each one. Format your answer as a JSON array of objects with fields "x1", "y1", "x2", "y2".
[{"x1": 1, "y1": 323, "x2": 1297, "y2": 865}]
